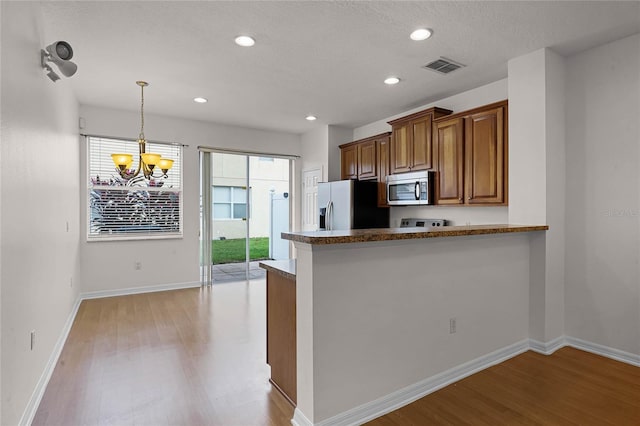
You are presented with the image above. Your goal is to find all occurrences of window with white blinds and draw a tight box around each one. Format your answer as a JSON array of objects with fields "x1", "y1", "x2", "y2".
[{"x1": 87, "y1": 136, "x2": 183, "y2": 240}]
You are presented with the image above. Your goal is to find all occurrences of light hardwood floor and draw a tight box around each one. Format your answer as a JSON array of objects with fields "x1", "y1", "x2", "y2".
[
  {"x1": 34, "y1": 282, "x2": 640, "y2": 425},
  {"x1": 366, "y1": 347, "x2": 640, "y2": 426},
  {"x1": 33, "y1": 283, "x2": 294, "y2": 426}
]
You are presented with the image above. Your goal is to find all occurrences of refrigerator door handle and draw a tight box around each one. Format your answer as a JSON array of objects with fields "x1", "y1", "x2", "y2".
[
  {"x1": 324, "y1": 201, "x2": 330, "y2": 230},
  {"x1": 327, "y1": 201, "x2": 332, "y2": 230}
]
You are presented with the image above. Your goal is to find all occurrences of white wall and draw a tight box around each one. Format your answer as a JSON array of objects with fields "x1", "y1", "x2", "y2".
[
  {"x1": 508, "y1": 51, "x2": 548, "y2": 226},
  {"x1": 79, "y1": 105, "x2": 301, "y2": 293},
  {"x1": 508, "y1": 48, "x2": 567, "y2": 343},
  {"x1": 353, "y1": 79, "x2": 508, "y2": 140},
  {"x1": 296, "y1": 233, "x2": 531, "y2": 422},
  {"x1": 0, "y1": 2, "x2": 4, "y2": 421},
  {"x1": 300, "y1": 125, "x2": 329, "y2": 182},
  {"x1": 327, "y1": 125, "x2": 353, "y2": 181},
  {"x1": 564, "y1": 33, "x2": 640, "y2": 355},
  {"x1": 354, "y1": 79, "x2": 510, "y2": 226},
  {"x1": 1, "y1": 2, "x2": 81, "y2": 424},
  {"x1": 543, "y1": 50, "x2": 567, "y2": 341}
]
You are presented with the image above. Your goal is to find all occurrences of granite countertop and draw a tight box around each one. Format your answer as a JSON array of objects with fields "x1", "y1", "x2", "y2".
[
  {"x1": 259, "y1": 259, "x2": 296, "y2": 279},
  {"x1": 281, "y1": 224, "x2": 549, "y2": 245}
]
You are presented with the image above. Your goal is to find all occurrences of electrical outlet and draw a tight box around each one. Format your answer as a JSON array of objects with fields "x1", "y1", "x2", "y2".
[
  {"x1": 70, "y1": 277, "x2": 73, "y2": 288},
  {"x1": 135, "y1": 261, "x2": 142, "y2": 270},
  {"x1": 30, "y1": 330, "x2": 36, "y2": 350},
  {"x1": 66, "y1": 221, "x2": 69, "y2": 232},
  {"x1": 449, "y1": 318, "x2": 457, "y2": 334}
]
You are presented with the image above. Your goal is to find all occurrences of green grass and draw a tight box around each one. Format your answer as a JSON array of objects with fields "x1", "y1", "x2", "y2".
[{"x1": 212, "y1": 237, "x2": 270, "y2": 264}]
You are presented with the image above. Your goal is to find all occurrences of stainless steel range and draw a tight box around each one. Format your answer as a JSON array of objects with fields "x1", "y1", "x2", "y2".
[{"x1": 399, "y1": 218, "x2": 448, "y2": 228}]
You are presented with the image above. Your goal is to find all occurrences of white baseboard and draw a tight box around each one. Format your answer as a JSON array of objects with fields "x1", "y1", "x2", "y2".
[
  {"x1": 292, "y1": 408, "x2": 313, "y2": 426},
  {"x1": 19, "y1": 296, "x2": 82, "y2": 426},
  {"x1": 296, "y1": 336, "x2": 640, "y2": 425},
  {"x1": 310, "y1": 339, "x2": 530, "y2": 426},
  {"x1": 81, "y1": 280, "x2": 201, "y2": 300},
  {"x1": 530, "y1": 335, "x2": 640, "y2": 367},
  {"x1": 565, "y1": 336, "x2": 640, "y2": 367},
  {"x1": 19, "y1": 281, "x2": 202, "y2": 425},
  {"x1": 529, "y1": 335, "x2": 566, "y2": 355}
]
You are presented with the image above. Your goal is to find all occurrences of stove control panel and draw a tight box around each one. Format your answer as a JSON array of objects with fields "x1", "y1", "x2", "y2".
[{"x1": 400, "y1": 218, "x2": 447, "y2": 228}]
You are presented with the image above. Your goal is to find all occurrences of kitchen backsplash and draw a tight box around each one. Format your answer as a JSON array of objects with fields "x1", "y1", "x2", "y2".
[{"x1": 389, "y1": 206, "x2": 508, "y2": 227}]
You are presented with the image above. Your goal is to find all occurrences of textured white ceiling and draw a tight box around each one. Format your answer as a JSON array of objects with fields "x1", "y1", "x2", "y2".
[{"x1": 39, "y1": 1, "x2": 640, "y2": 134}]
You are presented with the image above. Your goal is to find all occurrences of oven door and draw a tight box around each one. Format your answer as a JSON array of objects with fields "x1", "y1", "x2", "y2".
[{"x1": 387, "y1": 179, "x2": 426, "y2": 205}]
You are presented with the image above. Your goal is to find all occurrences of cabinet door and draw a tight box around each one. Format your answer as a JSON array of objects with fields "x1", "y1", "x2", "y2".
[
  {"x1": 410, "y1": 115, "x2": 433, "y2": 171},
  {"x1": 358, "y1": 140, "x2": 377, "y2": 180},
  {"x1": 465, "y1": 106, "x2": 505, "y2": 205},
  {"x1": 377, "y1": 136, "x2": 390, "y2": 207},
  {"x1": 341, "y1": 145, "x2": 358, "y2": 180},
  {"x1": 266, "y1": 271, "x2": 297, "y2": 404},
  {"x1": 390, "y1": 124, "x2": 412, "y2": 174},
  {"x1": 434, "y1": 118, "x2": 465, "y2": 205}
]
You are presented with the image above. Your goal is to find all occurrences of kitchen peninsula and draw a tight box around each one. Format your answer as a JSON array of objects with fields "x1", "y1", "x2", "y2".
[{"x1": 282, "y1": 224, "x2": 548, "y2": 426}]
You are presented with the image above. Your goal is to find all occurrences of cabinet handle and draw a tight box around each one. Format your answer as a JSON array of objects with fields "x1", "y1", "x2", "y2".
[
  {"x1": 468, "y1": 197, "x2": 472, "y2": 200},
  {"x1": 459, "y1": 198, "x2": 463, "y2": 201}
]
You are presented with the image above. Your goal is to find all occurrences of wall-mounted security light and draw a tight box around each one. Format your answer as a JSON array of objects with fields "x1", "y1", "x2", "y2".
[{"x1": 41, "y1": 41, "x2": 77, "y2": 82}]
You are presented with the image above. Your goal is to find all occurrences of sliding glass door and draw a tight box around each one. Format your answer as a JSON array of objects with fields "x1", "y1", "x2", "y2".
[{"x1": 200, "y1": 150, "x2": 291, "y2": 284}]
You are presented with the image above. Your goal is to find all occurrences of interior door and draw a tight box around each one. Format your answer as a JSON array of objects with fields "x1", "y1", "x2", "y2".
[{"x1": 302, "y1": 168, "x2": 321, "y2": 231}]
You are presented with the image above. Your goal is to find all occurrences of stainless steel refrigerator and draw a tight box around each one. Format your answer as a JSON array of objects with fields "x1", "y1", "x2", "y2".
[{"x1": 318, "y1": 180, "x2": 389, "y2": 230}]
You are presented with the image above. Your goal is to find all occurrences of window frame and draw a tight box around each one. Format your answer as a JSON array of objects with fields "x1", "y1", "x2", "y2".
[
  {"x1": 212, "y1": 185, "x2": 248, "y2": 220},
  {"x1": 86, "y1": 135, "x2": 184, "y2": 242}
]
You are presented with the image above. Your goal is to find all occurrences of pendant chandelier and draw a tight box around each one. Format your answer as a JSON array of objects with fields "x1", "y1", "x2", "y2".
[{"x1": 110, "y1": 81, "x2": 173, "y2": 180}]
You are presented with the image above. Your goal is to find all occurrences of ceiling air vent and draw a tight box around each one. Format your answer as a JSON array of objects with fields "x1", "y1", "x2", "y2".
[{"x1": 423, "y1": 57, "x2": 465, "y2": 75}]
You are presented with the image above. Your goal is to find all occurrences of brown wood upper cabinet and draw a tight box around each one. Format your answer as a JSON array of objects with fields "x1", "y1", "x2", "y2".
[
  {"x1": 388, "y1": 107, "x2": 452, "y2": 174},
  {"x1": 340, "y1": 144, "x2": 358, "y2": 180},
  {"x1": 358, "y1": 139, "x2": 377, "y2": 179},
  {"x1": 433, "y1": 117, "x2": 465, "y2": 204},
  {"x1": 339, "y1": 132, "x2": 391, "y2": 181},
  {"x1": 433, "y1": 100, "x2": 508, "y2": 206},
  {"x1": 339, "y1": 133, "x2": 391, "y2": 207},
  {"x1": 376, "y1": 135, "x2": 391, "y2": 207}
]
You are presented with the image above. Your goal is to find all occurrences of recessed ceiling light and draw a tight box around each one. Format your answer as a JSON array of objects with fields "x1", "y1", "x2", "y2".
[
  {"x1": 384, "y1": 76, "x2": 400, "y2": 85},
  {"x1": 305, "y1": 115, "x2": 317, "y2": 121},
  {"x1": 235, "y1": 35, "x2": 255, "y2": 47},
  {"x1": 410, "y1": 28, "x2": 433, "y2": 41},
  {"x1": 193, "y1": 97, "x2": 208, "y2": 103}
]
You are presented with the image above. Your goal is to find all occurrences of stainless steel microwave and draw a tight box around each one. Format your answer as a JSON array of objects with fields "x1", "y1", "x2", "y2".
[{"x1": 386, "y1": 170, "x2": 435, "y2": 206}]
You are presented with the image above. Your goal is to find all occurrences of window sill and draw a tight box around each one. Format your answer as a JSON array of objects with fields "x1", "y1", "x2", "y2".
[{"x1": 86, "y1": 233, "x2": 183, "y2": 242}]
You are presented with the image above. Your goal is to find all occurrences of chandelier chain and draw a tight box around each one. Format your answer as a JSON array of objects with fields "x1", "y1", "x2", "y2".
[{"x1": 139, "y1": 83, "x2": 145, "y2": 140}]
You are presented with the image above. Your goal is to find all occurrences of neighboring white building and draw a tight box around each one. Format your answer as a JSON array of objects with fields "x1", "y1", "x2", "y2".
[{"x1": 211, "y1": 153, "x2": 290, "y2": 239}]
